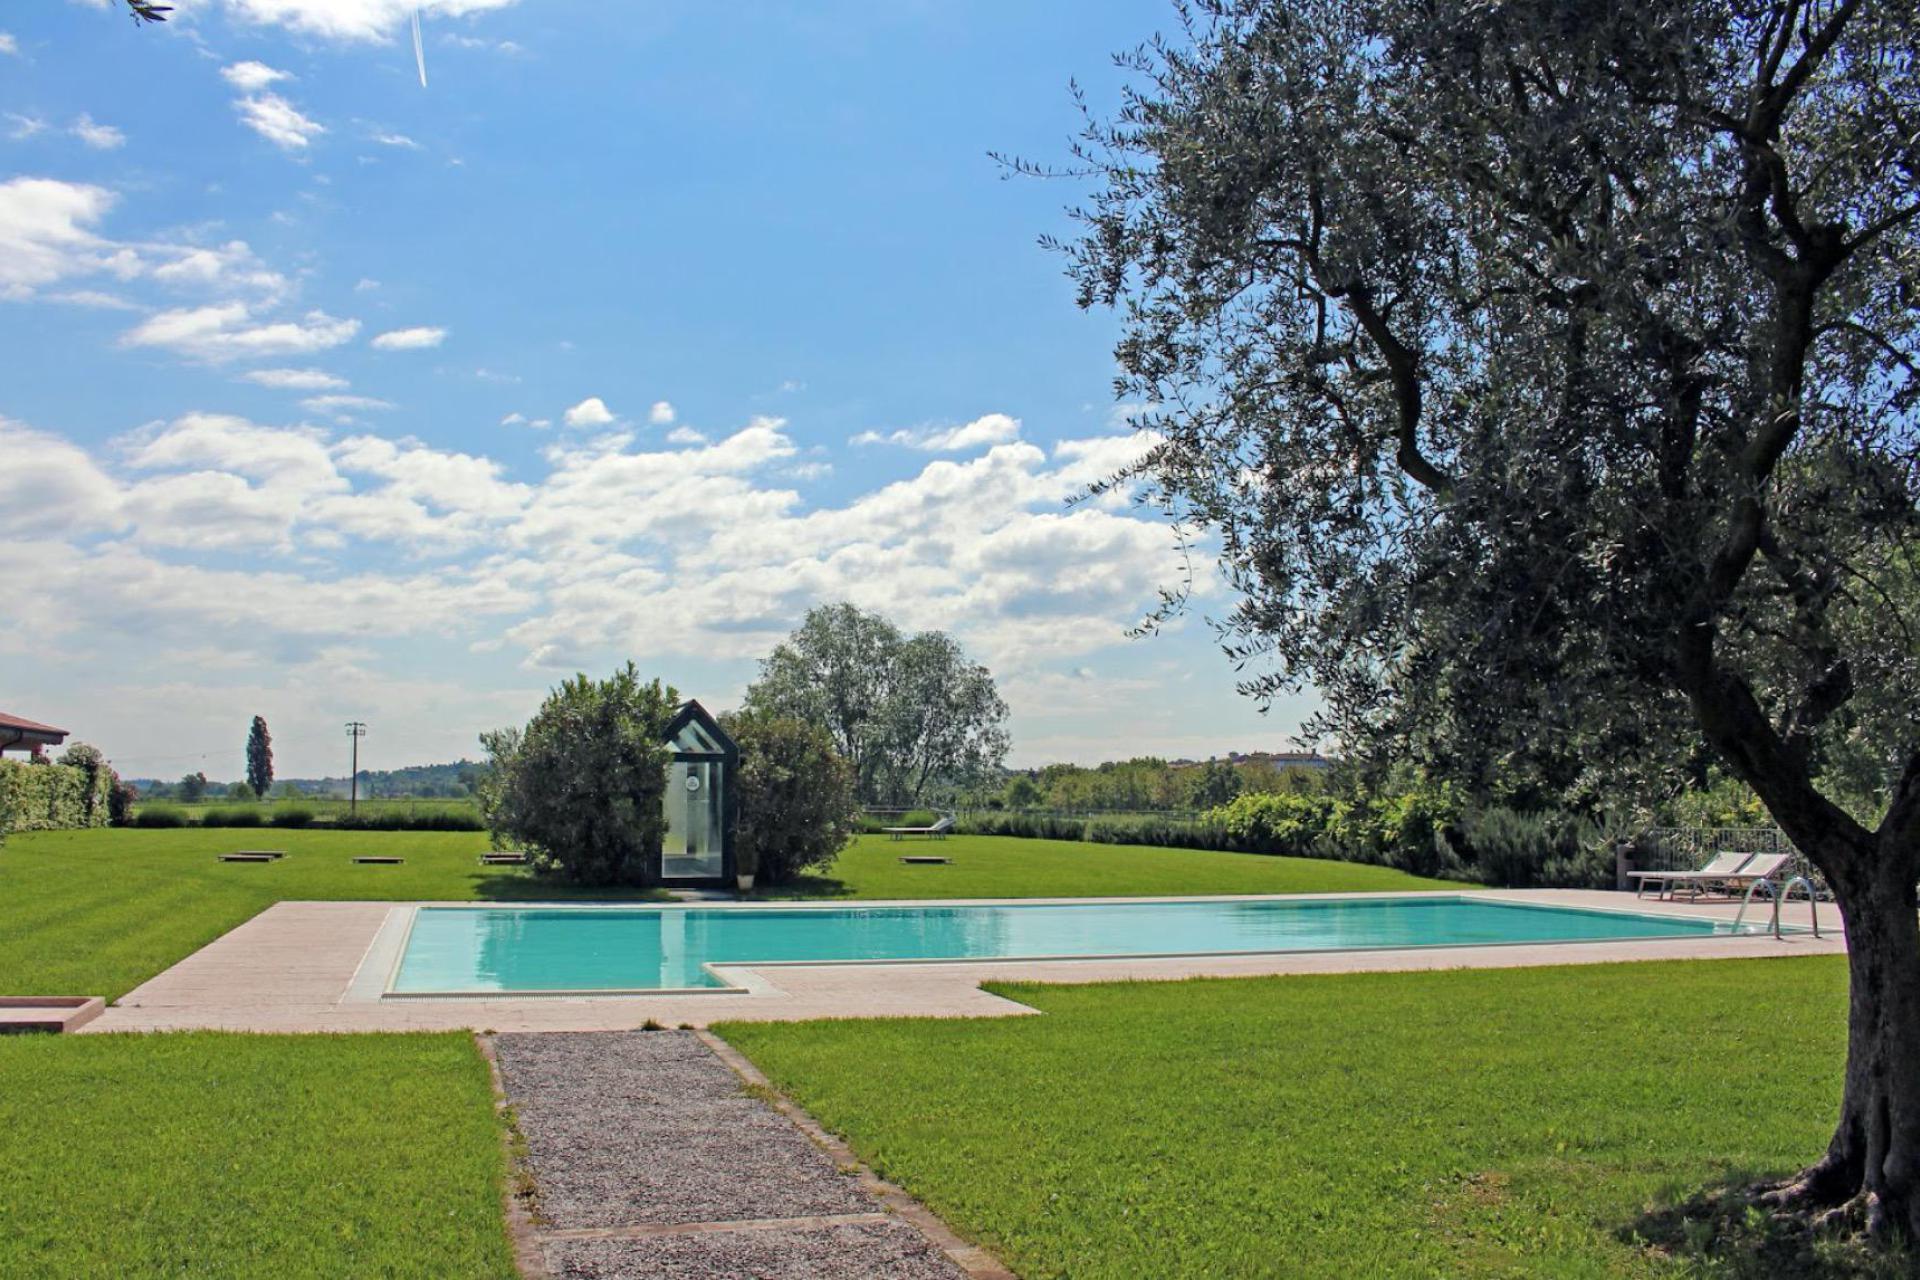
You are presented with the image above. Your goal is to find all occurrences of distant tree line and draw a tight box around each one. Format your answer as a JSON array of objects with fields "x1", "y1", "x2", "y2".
[{"x1": 988, "y1": 757, "x2": 1322, "y2": 813}]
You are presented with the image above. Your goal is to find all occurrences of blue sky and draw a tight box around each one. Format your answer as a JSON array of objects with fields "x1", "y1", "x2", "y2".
[{"x1": 1, "y1": 0, "x2": 1317, "y2": 780}]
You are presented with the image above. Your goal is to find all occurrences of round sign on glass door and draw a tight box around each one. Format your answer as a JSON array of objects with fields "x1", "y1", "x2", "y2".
[{"x1": 684, "y1": 774, "x2": 702, "y2": 792}]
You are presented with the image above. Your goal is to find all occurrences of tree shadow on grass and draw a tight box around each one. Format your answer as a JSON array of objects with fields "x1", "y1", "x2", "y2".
[
  {"x1": 748, "y1": 873, "x2": 854, "y2": 900},
  {"x1": 471, "y1": 872, "x2": 668, "y2": 903},
  {"x1": 1618, "y1": 1170, "x2": 1913, "y2": 1279}
]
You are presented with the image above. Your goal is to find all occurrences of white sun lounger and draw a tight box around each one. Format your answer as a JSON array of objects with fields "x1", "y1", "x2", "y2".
[
  {"x1": 1629, "y1": 851, "x2": 1753, "y2": 900},
  {"x1": 1713, "y1": 851, "x2": 1793, "y2": 899},
  {"x1": 882, "y1": 816, "x2": 954, "y2": 841}
]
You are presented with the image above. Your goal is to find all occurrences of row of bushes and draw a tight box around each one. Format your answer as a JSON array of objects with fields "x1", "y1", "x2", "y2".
[
  {"x1": 958, "y1": 790, "x2": 1624, "y2": 889},
  {"x1": 132, "y1": 806, "x2": 485, "y2": 831},
  {"x1": 958, "y1": 809, "x2": 1232, "y2": 850}
]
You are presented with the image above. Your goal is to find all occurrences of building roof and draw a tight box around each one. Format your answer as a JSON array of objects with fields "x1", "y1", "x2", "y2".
[
  {"x1": 0, "y1": 711, "x2": 68, "y2": 737},
  {"x1": 663, "y1": 699, "x2": 739, "y2": 760}
]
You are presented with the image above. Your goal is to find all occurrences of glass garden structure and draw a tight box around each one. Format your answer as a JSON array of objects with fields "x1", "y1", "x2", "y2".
[{"x1": 657, "y1": 700, "x2": 741, "y2": 887}]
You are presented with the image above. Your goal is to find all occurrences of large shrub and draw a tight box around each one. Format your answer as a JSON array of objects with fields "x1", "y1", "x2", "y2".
[
  {"x1": 1211, "y1": 791, "x2": 1333, "y2": 857},
  {"x1": 479, "y1": 665, "x2": 677, "y2": 885},
  {"x1": 723, "y1": 711, "x2": 858, "y2": 884},
  {"x1": 0, "y1": 756, "x2": 110, "y2": 832},
  {"x1": 107, "y1": 778, "x2": 138, "y2": 827},
  {"x1": 1439, "y1": 807, "x2": 1622, "y2": 890}
]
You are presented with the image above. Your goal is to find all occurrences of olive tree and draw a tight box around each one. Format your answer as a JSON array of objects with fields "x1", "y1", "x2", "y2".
[{"x1": 1057, "y1": 0, "x2": 1920, "y2": 1240}]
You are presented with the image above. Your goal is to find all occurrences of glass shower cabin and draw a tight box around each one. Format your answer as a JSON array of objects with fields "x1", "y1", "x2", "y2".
[{"x1": 662, "y1": 721, "x2": 728, "y2": 881}]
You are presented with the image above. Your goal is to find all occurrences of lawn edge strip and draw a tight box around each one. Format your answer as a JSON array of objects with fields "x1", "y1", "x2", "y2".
[
  {"x1": 698, "y1": 1029, "x2": 1017, "y2": 1280},
  {"x1": 475, "y1": 1032, "x2": 552, "y2": 1280}
]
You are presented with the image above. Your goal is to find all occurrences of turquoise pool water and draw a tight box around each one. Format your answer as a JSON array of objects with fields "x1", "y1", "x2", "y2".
[{"x1": 389, "y1": 896, "x2": 1759, "y2": 994}]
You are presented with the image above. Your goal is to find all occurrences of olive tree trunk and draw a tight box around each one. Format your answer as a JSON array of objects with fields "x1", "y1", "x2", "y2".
[{"x1": 1766, "y1": 834, "x2": 1920, "y2": 1241}]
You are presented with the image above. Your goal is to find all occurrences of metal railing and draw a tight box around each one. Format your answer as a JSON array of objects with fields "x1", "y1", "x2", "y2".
[{"x1": 1732, "y1": 875, "x2": 1824, "y2": 938}]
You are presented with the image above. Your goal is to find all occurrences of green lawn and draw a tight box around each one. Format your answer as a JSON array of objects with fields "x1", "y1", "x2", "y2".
[
  {"x1": 0, "y1": 827, "x2": 655, "y2": 1000},
  {"x1": 0, "y1": 828, "x2": 1446, "y2": 999},
  {"x1": 0, "y1": 1032, "x2": 515, "y2": 1279},
  {"x1": 784, "y1": 832, "x2": 1449, "y2": 899},
  {"x1": 137, "y1": 796, "x2": 481, "y2": 822},
  {"x1": 720, "y1": 957, "x2": 1882, "y2": 1279}
]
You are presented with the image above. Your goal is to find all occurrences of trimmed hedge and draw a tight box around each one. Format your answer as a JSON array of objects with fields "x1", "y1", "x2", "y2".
[
  {"x1": 0, "y1": 759, "x2": 111, "y2": 832},
  {"x1": 131, "y1": 807, "x2": 191, "y2": 828},
  {"x1": 331, "y1": 810, "x2": 485, "y2": 832},
  {"x1": 961, "y1": 789, "x2": 1620, "y2": 889},
  {"x1": 127, "y1": 806, "x2": 482, "y2": 832},
  {"x1": 198, "y1": 808, "x2": 265, "y2": 828}
]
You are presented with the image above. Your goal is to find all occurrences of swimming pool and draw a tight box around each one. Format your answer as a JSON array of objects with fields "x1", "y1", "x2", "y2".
[{"x1": 387, "y1": 896, "x2": 1773, "y2": 995}]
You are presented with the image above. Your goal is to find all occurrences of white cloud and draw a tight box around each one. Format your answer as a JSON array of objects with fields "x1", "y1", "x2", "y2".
[
  {"x1": 121, "y1": 303, "x2": 360, "y2": 362},
  {"x1": 649, "y1": 400, "x2": 675, "y2": 425},
  {"x1": 0, "y1": 418, "x2": 124, "y2": 536},
  {"x1": 218, "y1": 0, "x2": 520, "y2": 43},
  {"x1": 8, "y1": 406, "x2": 1192, "y2": 746},
  {"x1": 500, "y1": 412, "x2": 527, "y2": 426},
  {"x1": 70, "y1": 115, "x2": 125, "y2": 150},
  {"x1": 563, "y1": 396, "x2": 614, "y2": 428},
  {"x1": 241, "y1": 367, "x2": 347, "y2": 391},
  {"x1": 442, "y1": 32, "x2": 523, "y2": 53},
  {"x1": 150, "y1": 240, "x2": 286, "y2": 297},
  {"x1": 235, "y1": 92, "x2": 325, "y2": 150},
  {"x1": 5, "y1": 112, "x2": 45, "y2": 140},
  {"x1": 666, "y1": 426, "x2": 707, "y2": 446},
  {"x1": 849, "y1": 412, "x2": 1022, "y2": 452},
  {"x1": 221, "y1": 61, "x2": 292, "y2": 92},
  {"x1": 0, "y1": 178, "x2": 126, "y2": 297},
  {"x1": 0, "y1": 33, "x2": 17, "y2": 57},
  {"x1": 301, "y1": 394, "x2": 395, "y2": 413},
  {"x1": 371, "y1": 325, "x2": 446, "y2": 350},
  {"x1": 370, "y1": 130, "x2": 421, "y2": 149},
  {"x1": 49, "y1": 289, "x2": 140, "y2": 310},
  {"x1": 354, "y1": 277, "x2": 381, "y2": 292}
]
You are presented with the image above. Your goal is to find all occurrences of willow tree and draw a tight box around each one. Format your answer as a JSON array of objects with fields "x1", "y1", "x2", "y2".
[{"x1": 1059, "y1": 0, "x2": 1920, "y2": 1240}]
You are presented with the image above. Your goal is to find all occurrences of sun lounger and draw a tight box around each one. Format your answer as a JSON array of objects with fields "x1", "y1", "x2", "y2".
[
  {"x1": 882, "y1": 816, "x2": 954, "y2": 841},
  {"x1": 1715, "y1": 851, "x2": 1792, "y2": 898},
  {"x1": 1629, "y1": 851, "x2": 1752, "y2": 900}
]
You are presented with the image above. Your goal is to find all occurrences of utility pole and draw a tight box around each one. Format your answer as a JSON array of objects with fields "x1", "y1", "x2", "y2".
[{"x1": 345, "y1": 721, "x2": 367, "y2": 815}]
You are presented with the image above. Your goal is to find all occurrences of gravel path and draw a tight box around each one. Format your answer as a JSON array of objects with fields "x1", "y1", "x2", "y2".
[{"x1": 492, "y1": 1031, "x2": 974, "y2": 1280}]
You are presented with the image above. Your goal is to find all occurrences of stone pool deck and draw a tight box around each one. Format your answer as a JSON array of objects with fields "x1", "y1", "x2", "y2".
[{"x1": 88, "y1": 889, "x2": 1842, "y2": 1034}]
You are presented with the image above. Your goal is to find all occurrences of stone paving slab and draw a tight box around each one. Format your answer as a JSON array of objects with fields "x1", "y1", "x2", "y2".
[{"x1": 543, "y1": 1221, "x2": 966, "y2": 1279}]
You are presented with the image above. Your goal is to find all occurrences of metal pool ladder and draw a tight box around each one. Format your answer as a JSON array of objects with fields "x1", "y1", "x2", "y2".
[{"x1": 1731, "y1": 875, "x2": 1823, "y2": 939}]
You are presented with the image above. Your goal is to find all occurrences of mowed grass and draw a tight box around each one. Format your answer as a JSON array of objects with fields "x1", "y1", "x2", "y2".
[
  {"x1": 137, "y1": 796, "x2": 480, "y2": 822},
  {"x1": 721, "y1": 956, "x2": 1863, "y2": 1279},
  {"x1": 0, "y1": 1032, "x2": 514, "y2": 1279},
  {"x1": 784, "y1": 832, "x2": 1451, "y2": 900},
  {"x1": 1, "y1": 829, "x2": 1445, "y2": 999},
  {"x1": 0, "y1": 827, "x2": 657, "y2": 999}
]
